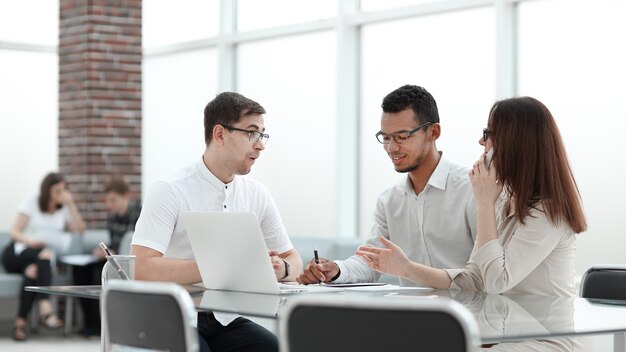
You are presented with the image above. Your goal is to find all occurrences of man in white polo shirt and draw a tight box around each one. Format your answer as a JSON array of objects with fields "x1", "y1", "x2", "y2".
[
  {"x1": 297, "y1": 85, "x2": 476, "y2": 286},
  {"x1": 132, "y1": 92, "x2": 302, "y2": 352}
]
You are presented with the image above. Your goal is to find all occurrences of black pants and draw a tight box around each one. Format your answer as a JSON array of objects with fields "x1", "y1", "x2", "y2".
[
  {"x1": 197, "y1": 312, "x2": 277, "y2": 352},
  {"x1": 1, "y1": 243, "x2": 52, "y2": 319},
  {"x1": 72, "y1": 261, "x2": 105, "y2": 335}
]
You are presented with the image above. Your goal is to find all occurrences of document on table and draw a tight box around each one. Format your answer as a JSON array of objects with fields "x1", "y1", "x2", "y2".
[
  {"x1": 321, "y1": 282, "x2": 388, "y2": 288},
  {"x1": 343, "y1": 284, "x2": 434, "y2": 292},
  {"x1": 60, "y1": 254, "x2": 101, "y2": 266}
]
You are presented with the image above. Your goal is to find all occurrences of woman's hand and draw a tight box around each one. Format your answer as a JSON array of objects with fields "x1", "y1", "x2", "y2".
[
  {"x1": 356, "y1": 237, "x2": 411, "y2": 277},
  {"x1": 58, "y1": 189, "x2": 75, "y2": 205},
  {"x1": 27, "y1": 239, "x2": 45, "y2": 249},
  {"x1": 469, "y1": 152, "x2": 503, "y2": 206}
]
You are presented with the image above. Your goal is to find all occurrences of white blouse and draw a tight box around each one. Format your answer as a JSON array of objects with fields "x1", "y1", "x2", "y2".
[{"x1": 445, "y1": 194, "x2": 577, "y2": 297}]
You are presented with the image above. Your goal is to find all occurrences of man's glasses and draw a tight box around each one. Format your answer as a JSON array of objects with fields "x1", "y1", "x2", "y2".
[
  {"x1": 222, "y1": 125, "x2": 270, "y2": 145},
  {"x1": 375, "y1": 122, "x2": 432, "y2": 144},
  {"x1": 483, "y1": 128, "x2": 492, "y2": 142}
]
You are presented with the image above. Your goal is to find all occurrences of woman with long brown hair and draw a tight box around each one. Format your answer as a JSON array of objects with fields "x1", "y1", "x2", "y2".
[
  {"x1": 357, "y1": 97, "x2": 587, "y2": 297},
  {"x1": 1, "y1": 172, "x2": 85, "y2": 341}
]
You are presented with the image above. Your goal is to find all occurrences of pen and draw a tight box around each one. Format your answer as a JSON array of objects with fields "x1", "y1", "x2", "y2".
[
  {"x1": 98, "y1": 242, "x2": 130, "y2": 280},
  {"x1": 314, "y1": 246, "x2": 321, "y2": 285}
]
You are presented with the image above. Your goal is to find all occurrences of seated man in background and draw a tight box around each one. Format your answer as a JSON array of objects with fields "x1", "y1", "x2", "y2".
[
  {"x1": 297, "y1": 85, "x2": 476, "y2": 286},
  {"x1": 102, "y1": 178, "x2": 142, "y2": 254},
  {"x1": 73, "y1": 178, "x2": 141, "y2": 336},
  {"x1": 132, "y1": 92, "x2": 302, "y2": 352}
]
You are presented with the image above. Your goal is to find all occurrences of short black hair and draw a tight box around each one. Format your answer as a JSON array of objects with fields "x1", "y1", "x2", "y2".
[
  {"x1": 381, "y1": 85, "x2": 440, "y2": 124},
  {"x1": 203, "y1": 92, "x2": 266, "y2": 144}
]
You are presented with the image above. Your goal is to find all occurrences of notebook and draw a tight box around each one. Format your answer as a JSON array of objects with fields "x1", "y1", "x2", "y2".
[{"x1": 183, "y1": 211, "x2": 339, "y2": 295}]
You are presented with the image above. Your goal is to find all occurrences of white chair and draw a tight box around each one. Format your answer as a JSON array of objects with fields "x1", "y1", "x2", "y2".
[
  {"x1": 101, "y1": 280, "x2": 199, "y2": 352},
  {"x1": 280, "y1": 295, "x2": 479, "y2": 352}
]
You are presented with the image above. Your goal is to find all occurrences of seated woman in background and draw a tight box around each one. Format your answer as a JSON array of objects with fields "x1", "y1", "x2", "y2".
[
  {"x1": 1, "y1": 172, "x2": 85, "y2": 341},
  {"x1": 357, "y1": 96, "x2": 587, "y2": 297}
]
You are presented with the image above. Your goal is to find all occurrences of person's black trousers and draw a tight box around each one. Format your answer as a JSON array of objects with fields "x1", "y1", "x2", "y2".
[
  {"x1": 1, "y1": 243, "x2": 52, "y2": 319},
  {"x1": 197, "y1": 312, "x2": 278, "y2": 352}
]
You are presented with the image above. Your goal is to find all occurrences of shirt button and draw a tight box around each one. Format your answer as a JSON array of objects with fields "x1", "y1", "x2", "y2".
[
  {"x1": 223, "y1": 205, "x2": 227, "y2": 209},
  {"x1": 225, "y1": 185, "x2": 228, "y2": 189}
]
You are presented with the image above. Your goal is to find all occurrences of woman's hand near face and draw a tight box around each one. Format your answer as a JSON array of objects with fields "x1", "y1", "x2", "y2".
[
  {"x1": 58, "y1": 189, "x2": 75, "y2": 205},
  {"x1": 469, "y1": 152, "x2": 503, "y2": 206},
  {"x1": 470, "y1": 152, "x2": 503, "y2": 248}
]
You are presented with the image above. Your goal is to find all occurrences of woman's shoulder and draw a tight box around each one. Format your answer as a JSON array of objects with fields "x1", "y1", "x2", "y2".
[{"x1": 17, "y1": 194, "x2": 39, "y2": 215}]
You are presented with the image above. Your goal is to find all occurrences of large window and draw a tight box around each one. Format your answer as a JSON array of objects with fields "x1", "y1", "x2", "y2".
[
  {"x1": 360, "y1": 7, "x2": 495, "y2": 235},
  {"x1": 518, "y1": 0, "x2": 626, "y2": 275},
  {"x1": 138, "y1": 0, "x2": 626, "y2": 282},
  {"x1": 238, "y1": 32, "x2": 337, "y2": 237},
  {"x1": 143, "y1": 49, "x2": 218, "y2": 188}
]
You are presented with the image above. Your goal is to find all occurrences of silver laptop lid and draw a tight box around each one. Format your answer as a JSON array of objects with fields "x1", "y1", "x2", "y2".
[{"x1": 183, "y1": 211, "x2": 280, "y2": 295}]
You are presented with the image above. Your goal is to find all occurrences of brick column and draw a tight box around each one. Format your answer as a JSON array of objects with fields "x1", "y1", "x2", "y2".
[{"x1": 59, "y1": 0, "x2": 142, "y2": 228}]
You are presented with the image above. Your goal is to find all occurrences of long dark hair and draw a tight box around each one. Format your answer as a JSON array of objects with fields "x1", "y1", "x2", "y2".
[
  {"x1": 38, "y1": 172, "x2": 66, "y2": 213},
  {"x1": 488, "y1": 97, "x2": 587, "y2": 233}
]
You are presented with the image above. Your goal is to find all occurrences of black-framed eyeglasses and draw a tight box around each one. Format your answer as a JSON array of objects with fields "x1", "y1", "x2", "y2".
[
  {"x1": 375, "y1": 122, "x2": 433, "y2": 144},
  {"x1": 222, "y1": 125, "x2": 270, "y2": 145},
  {"x1": 483, "y1": 128, "x2": 492, "y2": 142}
]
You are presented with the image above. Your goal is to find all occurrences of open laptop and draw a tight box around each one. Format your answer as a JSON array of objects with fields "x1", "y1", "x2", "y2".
[{"x1": 183, "y1": 211, "x2": 339, "y2": 295}]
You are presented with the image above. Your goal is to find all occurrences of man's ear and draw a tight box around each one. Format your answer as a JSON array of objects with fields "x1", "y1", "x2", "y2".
[
  {"x1": 212, "y1": 125, "x2": 226, "y2": 145},
  {"x1": 429, "y1": 123, "x2": 441, "y2": 141}
]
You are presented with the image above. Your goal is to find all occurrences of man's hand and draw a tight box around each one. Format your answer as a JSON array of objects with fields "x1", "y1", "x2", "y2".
[
  {"x1": 356, "y1": 237, "x2": 411, "y2": 277},
  {"x1": 269, "y1": 250, "x2": 286, "y2": 280},
  {"x1": 296, "y1": 257, "x2": 339, "y2": 284}
]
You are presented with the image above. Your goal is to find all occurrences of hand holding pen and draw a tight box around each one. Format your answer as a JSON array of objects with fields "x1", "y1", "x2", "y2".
[{"x1": 295, "y1": 249, "x2": 341, "y2": 285}]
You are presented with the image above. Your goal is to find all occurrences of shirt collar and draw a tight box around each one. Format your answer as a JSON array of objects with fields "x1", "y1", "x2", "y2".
[
  {"x1": 402, "y1": 152, "x2": 451, "y2": 194},
  {"x1": 197, "y1": 158, "x2": 235, "y2": 189}
]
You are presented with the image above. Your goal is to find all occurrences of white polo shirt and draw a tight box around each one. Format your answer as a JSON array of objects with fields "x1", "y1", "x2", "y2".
[
  {"x1": 335, "y1": 154, "x2": 477, "y2": 286},
  {"x1": 133, "y1": 159, "x2": 293, "y2": 264}
]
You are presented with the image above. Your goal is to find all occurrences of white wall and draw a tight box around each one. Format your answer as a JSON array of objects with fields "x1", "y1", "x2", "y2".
[{"x1": 0, "y1": 0, "x2": 58, "y2": 231}]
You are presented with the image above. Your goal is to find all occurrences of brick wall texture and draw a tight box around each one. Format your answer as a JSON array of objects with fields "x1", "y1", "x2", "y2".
[{"x1": 59, "y1": 0, "x2": 142, "y2": 228}]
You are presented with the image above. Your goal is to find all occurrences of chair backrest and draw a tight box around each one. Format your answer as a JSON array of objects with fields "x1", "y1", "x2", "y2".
[
  {"x1": 118, "y1": 231, "x2": 133, "y2": 255},
  {"x1": 280, "y1": 295, "x2": 479, "y2": 352},
  {"x1": 102, "y1": 280, "x2": 199, "y2": 352},
  {"x1": 580, "y1": 265, "x2": 626, "y2": 300},
  {"x1": 0, "y1": 231, "x2": 10, "y2": 273}
]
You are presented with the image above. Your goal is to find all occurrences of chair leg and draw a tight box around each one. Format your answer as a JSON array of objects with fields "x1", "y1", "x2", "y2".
[
  {"x1": 65, "y1": 297, "x2": 74, "y2": 335},
  {"x1": 615, "y1": 332, "x2": 626, "y2": 352},
  {"x1": 29, "y1": 301, "x2": 39, "y2": 332}
]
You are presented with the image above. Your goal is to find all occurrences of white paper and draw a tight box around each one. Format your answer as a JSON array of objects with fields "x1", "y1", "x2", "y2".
[
  {"x1": 60, "y1": 254, "x2": 101, "y2": 266},
  {"x1": 343, "y1": 284, "x2": 434, "y2": 292}
]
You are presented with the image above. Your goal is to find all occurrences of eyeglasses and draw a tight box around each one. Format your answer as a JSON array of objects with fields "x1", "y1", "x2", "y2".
[
  {"x1": 222, "y1": 125, "x2": 270, "y2": 145},
  {"x1": 375, "y1": 122, "x2": 433, "y2": 144},
  {"x1": 482, "y1": 128, "x2": 492, "y2": 142}
]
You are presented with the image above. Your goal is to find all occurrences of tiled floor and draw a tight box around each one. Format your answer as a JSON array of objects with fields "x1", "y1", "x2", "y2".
[{"x1": 0, "y1": 332, "x2": 99, "y2": 351}]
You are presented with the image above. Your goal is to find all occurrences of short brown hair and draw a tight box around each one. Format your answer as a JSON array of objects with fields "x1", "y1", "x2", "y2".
[
  {"x1": 104, "y1": 179, "x2": 130, "y2": 195},
  {"x1": 203, "y1": 92, "x2": 266, "y2": 145},
  {"x1": 488, "y1": 97, "x2": 587, "y2": 233}
]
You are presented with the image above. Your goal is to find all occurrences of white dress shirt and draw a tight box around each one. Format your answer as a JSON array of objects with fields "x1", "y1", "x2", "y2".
[
  {"x1": 133, "y1": 159, "x2": 293, "y2": 325},
  {"x1": 335, "y1": 154, "x2": 477, "y2": 286},
  {"x1": 133, "y1": 159, "x2": 293, "y2": 259}
]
